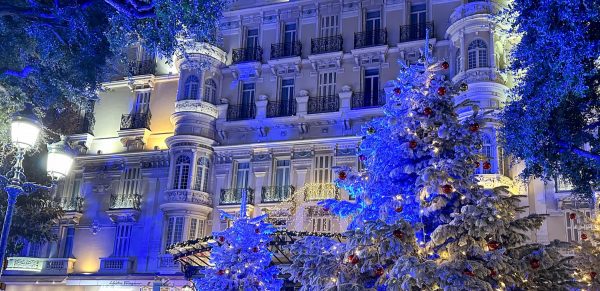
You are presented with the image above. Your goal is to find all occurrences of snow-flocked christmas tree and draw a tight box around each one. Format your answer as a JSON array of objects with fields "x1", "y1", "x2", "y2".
[
  {"x1": 287, "y1": 33, "x2": 575, "y2": 290},
  {"x1": 194, "y1": 190, "x2": 283, "y2": 291}
]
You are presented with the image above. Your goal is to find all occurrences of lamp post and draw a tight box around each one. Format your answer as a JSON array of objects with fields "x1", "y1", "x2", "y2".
[{"x1": 0, "y1": 109, "x2": 74, "y2": 275}]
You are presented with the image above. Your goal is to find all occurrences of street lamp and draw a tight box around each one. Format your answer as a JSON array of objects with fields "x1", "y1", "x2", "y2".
[{"x1": 0, "y1": 108, "x2": 74, "y2": 275}]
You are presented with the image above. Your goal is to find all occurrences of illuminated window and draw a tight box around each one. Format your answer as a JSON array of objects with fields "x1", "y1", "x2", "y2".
[
  {"x1": 165, "y1": 216, "x2": 184, "y2": 249},
  {"x1": 468, "y1": 39, "x2": 488, "y2": 69},
  {"x1": 173, "y1": 155, "x2": 191, "y2": 189}
]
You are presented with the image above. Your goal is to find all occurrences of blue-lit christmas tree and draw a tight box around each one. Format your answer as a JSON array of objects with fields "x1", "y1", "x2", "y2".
[
  {"x1": 194, "y1": 190, "x2": 283, "y2": 291},
  {"x1": 288, "y1": 34, "x2": 576, "y2": 290}
]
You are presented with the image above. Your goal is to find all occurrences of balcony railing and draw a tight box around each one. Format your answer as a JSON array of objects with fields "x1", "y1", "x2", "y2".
[
  {"x1": 271, "y1": 41, "x2": 302, "y2": 59},
  {"x1": 307, "y1": 95, "x2": 339, "y2": 114},
  {"x1": 127, "y1": 60, "x2": 155, "y2": 76},
  {"x1": 60, "y1": 196, "x2": 83, "y2": 213},
  {"x1": 120, "y1": 112, "x2": 151, "y2": 130},
  {"x1": 220, "y1": 188, "x2": 254, "y2": 205},
  {"x1": 267, "y1": 101, "x2": 296, "y2": 118},
  {"x1": 99, "y1": 257, "x2": 133, "y2": 274},
  {"x1": 164, "y1": 189, "x2": 213, "y2": 207},
  {"x1": 450, "y1": 2, "x2": 495, "y2": 24},
  {"x1": 304, "y1": 183, "x2": 339, "y2": 201},
  {"x1": 354, "y1": 29, "x2": 388, "y2": 48},
  {"x1": 110, "y1": 194, "x2": 141, "y2": 210},
  {"x1": 232, "y1": 47, "x2": 263, "y2": 64},
  {"x1": 399, "y1": 22, "x2": 434, "y2": 43},
  {"x1": 226, "y1": 104, "x2": 256, "y2": 121},
  {"x1": 158, "y1": 254, "x2": 180, "y2": 272},
  {"x1": 311, "y1": 35, "x2": 343, "y2": 55},
  {"x1": 261, "y1": 186, "x2": 295, "y2": 203},
  {"x1": 5, "y1": 257, "x2": 76, "y2": 274},
  {"x1": 351, "y1": 90, "x2": 386, "y2": 109}
]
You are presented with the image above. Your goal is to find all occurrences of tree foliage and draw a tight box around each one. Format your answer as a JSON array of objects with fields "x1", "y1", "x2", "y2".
[{"x1": 500, "y1": 0, "x2": 600, "y2": 196}]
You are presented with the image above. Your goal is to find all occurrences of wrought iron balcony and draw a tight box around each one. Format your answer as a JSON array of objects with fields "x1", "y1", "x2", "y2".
[
  {"x1": 220, "y1": 188, "x2": 254, "y2": 205},
  {"x1": 351, "y1": 90, "x2": 386, "y2": 109},
  {"x1": 60, "y1": 196, "x2": 83, "y2": 213},
  {"x1": 109, "y1": 193, "x2": 141, "y2": 210},
  {"x1": 271, "y1": 41, "x2": 302, "y2": 59},
  {"x1": 164, "y1": 189, "x2": 213, "y2": 207},
  {"x1": 267, "y1": 101, "x2": 296, "y2": 118},
  {"x1": 261, "y1": 186, "x2": 295, "y2": 203},
  {"x1": 354, "y1": 29, "x2": 387, "y2": 48},
  {"x1": 120, "y1": 112, "x2": 151, "y2": 130},
  {"x1": 304, "y1": 183, "x2": 339, "y2": 201},
  {"x1": 307, "y1": 95, "x2": 339, "y2": 114},
  {"x1": 311, "y1": 35, "x2": 343, "y2": 55},
  {"x1": 226, "y1": 104, "x2": 256, "y2": 121},
  {"x1": 127, "y1": 60, "x2": 155, "y2": 76},
  {"x1": 5, "y1": 257, "x2": 76, "y2": 274},
  {"x1": 232, "y1": 47, "x2": 263, "y2": 64},
  {"x1": 399, "y1": 22, "x2": 434, "y2": 43}
]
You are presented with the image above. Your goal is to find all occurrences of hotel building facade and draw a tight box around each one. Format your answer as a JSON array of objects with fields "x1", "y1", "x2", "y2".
[{"x1": 1, "y1": 0, "x2": 590, "y2": 290}]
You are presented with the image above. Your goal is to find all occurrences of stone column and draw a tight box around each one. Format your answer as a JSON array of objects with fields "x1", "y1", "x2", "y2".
[
  {"x1": 296, "y1": 90, "x2": 309, "y2": 116},
  {"x1": 252, "y1": 170, "x2": 267, "y2": 217},
  {"x1": 216, "y1": 103, "x2": 229, "y2": 121},
  {"x1": 338, "y1": 86, "x2": 352, "y2": 112},
  {"x1": 255, "y1": 95, "x2": 268, "y2": 120}
]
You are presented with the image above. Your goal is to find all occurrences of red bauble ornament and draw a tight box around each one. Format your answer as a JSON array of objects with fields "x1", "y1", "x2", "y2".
[
  {"x1": 323, "y1": 206, "x2": 330, "y2": 212},
  {"x1": 441, "y1": 184, "x2": 453, "y2": 194},
  {"x1": 441, "y1": 61, "x2": 450, "y2": 70},
  {"x1": 423, "y1": 107, "x2": 433, "y2": 116},
  {"x1": 475, "y1": 161, "x2": 480, "y2": 168},
  {"x1": 582, "y1": 233, "x2": 588, "y2": 240},
  {"x1": 463, "y1": 269, "x2": 475, "y2": 277},
  {"x1": 218, "y1": 236, "x2": 225, "y2": 243},
  {"x1": 437, "y1": 87, "x2": 447, "y2": 96},
  {"x1": 217, "y1": 269, "x2": 225, "y2": 275},
  {"x1": 569, "y1": 213, "x2": 577, "y2": 220},
  {"x1": 255, "y1": 228, "x2": 260, "y2": 234},
  {"x1": 393, "y1": 87, "x2": 402, "y2": 95},
  {"x1": 489, "y1": 269, "x2": 497, "y2": 277},
  {"x1": 253, "y1": 246, "x2": 259, "y2": 252},
  {"x1": 393, "y1": 229, "x2": 404, "y2": 239},
  {"x1": 348, "y1": 254, "x2": 359, "y2": 265},
  {"x1": 409, "y1": 140, "x2": 418, "y2": 149},
  {"x1": 483, "y1": 161, "x2": 492, "y2": 170},
  {"x1": 338, "y1": 171, "x2": 347, "y2": 180},
  {"x1": 469, "y1": 123, "x2": 480, "y2": 132},
  {"x1": 487, "y1": 241, "x2": 501, "y2": 251},
  {"x1": 359, "y1": 154, "x2": 367, "y2": 161},
  {"x1": 530, "y1": 259, "x2": 540, "y2": 269},
  {"x1": 374, "y1": 267, "x2": 385, "y2": 277},
  {"x1": 395, "y1": 206, "x2": 403, "y2": 213},
  {"x1": 591, "y1": 271, "x2": 597, "y2": 279}
]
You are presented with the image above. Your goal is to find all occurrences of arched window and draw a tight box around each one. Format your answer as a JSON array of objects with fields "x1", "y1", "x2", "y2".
[
  {"x1": 481, "y1": 134, "x2": 493, "y2": 174},
  {"x1": 194, "y1": 157, "x2": 210, "y2": 192},
  {"x1": 173, "y1": 155, "x2": 191, "y2": 189},
  {"x1": 181, "y1": 75, "x2": 200, "y2": 100},
  {"x1": 203, "y1": 79, "x2": 217, "y2": 104},
  {"x1": 467, "y1": 39, "x2": 488, "y2": 69}
]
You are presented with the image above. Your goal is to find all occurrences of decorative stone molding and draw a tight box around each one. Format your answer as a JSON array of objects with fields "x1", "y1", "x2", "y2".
[
  {"x1": 106, "y1": 208, "x2": 140, "y2": 223},
  {"x1": 350, "y1": 45, "x2": 389, "y2": 70},
  {"x1": 477, "y1": 174, "x2": 522, "y2": 194},
  {"x1": 308, "y1": 51, "x2": 343, "y2": 74},
  {"x1": 164, "y1": 189, "x2": 213, "y2": 207},
  {"x1": 117, "y1": 128, "x2": 151, "y2": 152},
  {"x1": 268, "y1": 57, "x2": 302, "y2": 77},
  {"x1": 174, "y1": 100, "x2": 219, "y2": 119},
  {"x1": 292, "y1": 150, "x2": 313, "y2": 160},
  {"x1": 231, "y1": 62, "x2": 262, "y2": 81},
  {"x1": 450, "y1": 1, "x2": 497, "y2": 24}
]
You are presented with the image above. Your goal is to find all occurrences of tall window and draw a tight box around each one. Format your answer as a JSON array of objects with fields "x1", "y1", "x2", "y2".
[
  {"x1": 318, "y1": 72, "x2": 336, "y2": 97},
  {"x1": 235, "y1": 162, "x2": 251, "y2": 189},
  {"x1": 119, "y1": 167, "x2": 142, "y2": 197},
  {"x1": 134, "y1": 91, "x2": 151, "y2": 114},
  {"x1": 189, "y1": 218, "x2": 206, "y2": 240},
  {"x1": 363, "y1": 68, "x2": 380, "y2": 107},
  {"x1": 410, "y1": 4, "x2": 426, "y2": 24},
  {"x1": 565, "y1": 210, "x2": 592, "y2": 242},
  {"x1": 63, "y1": 226, "x2": 75, "y2": 258},
  {"x1": 194, "y1": 157, "x2": 210, "y2": 192},
  {"x1": 113, "y1": 224, "x2": 132, "y2": 257},
  {"x1": 280, "y1": 78, "x2": 295, "y2": 115},
  {"x1": 314, "y1": 155, "x2": 332, "y2": 183},
  {"x1": 173, "y1": 155, "x2": 191, "y2": 189},
  {"x1": 468, "y1": 39, "x2": 488, "y2": 69},
  {"x1": 182, "y1": 75, "x2": 200, "y2": 100},
  {"x1": 320, "y1": 15, "x2": 339, "y2": 37},
  {"x1": 246, "y1": 29, "x2": 259, "y2": 48},
  {"x1": 274, "y1": 160, "x2": 291, "y2": 187},
  {"x1": 311, "y1": 217, "x2": 332, "y2": 233},
  {"x1": 241, "y1": 83, "x2": 255, "y2": 117},
  {"x1": 203, "y1": 79, "x2": 217, "y2": 104},
  {"x1": 481, "y1": 135, "x2": 493, "y2": 174},
  {"x1": 165, "y1": 217, "x2": 184, "y2": 249},
  {"x1": 364, "y1": 11, "x2": 381, "y2": 46},
  {"x1": 283, "y1": 23, "x2": 297, "y2": 56}
]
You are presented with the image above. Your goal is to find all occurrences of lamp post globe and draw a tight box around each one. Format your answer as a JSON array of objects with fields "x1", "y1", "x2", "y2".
[
  {"x1": 10, "y1": 111, "x2": 42, "y2": 151},
  {"x1": 47, "y1": 138, "x2": 75, "y2": 181}
]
